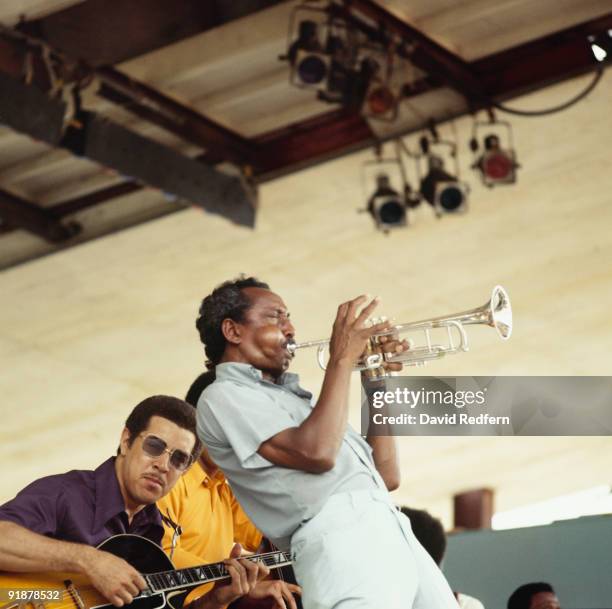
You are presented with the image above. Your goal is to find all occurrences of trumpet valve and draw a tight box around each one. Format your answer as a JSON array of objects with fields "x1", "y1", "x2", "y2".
[{"x1": 366, "y1": 315, "x2": 388, "y2": 325}]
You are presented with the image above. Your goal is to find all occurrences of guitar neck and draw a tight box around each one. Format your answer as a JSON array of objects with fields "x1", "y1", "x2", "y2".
[{"x1": 144, "y1": 550, "x2": 291, "y2": 595}]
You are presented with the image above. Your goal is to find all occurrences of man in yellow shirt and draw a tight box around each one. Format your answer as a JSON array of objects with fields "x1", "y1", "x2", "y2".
[
  {"x1": 158, "y1": 431, "x2": 262, "y2": 564},
  {"x1": 158, "y1": 370, "x2": 300, "y2": 608}
]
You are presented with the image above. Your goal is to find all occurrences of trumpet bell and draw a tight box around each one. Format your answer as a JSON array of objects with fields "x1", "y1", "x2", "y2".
[
  {"x1": 490, "y1": 285, "x2": 512, "y2": 339},
  {"x1": 440, "y1": 284, "x2": 512, "y2": 340}
]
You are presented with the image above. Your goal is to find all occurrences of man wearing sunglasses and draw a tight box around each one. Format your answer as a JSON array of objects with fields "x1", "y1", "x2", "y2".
[
  {"x1": 195, "y1": 277, "x2": 458, "y2": 609},
  {"x1": 0, "y1": 395, "x2": 270, "y2": 609}
]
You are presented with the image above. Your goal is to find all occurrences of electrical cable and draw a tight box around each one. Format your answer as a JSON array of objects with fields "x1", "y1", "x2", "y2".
[{"x1": 491, "y1": 65, "x2": 605, "y2": 117}]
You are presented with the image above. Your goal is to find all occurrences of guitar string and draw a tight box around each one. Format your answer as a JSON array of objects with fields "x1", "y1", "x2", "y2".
[{"x1": 151, "y1": 550, "x2": 290, "y2": 579}]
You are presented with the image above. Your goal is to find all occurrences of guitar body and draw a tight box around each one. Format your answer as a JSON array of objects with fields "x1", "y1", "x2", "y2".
[
  {"x1": 98, "y1": 535, "x2": 192, "y2": 609},
  {"x1": 0, "y1": 535, "x2": 290, "y2": 609},
  {"x1": 0, "y1": 535, "x2": 176, "y2": 609},
  {"x1": 98, "y1": 535, "x2": 173, "y2": 573}
]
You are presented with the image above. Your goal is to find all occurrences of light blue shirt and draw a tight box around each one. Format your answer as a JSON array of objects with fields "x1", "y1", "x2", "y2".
[{"x1": 197, "y1": 362, "x2": 386, "y2": 549}]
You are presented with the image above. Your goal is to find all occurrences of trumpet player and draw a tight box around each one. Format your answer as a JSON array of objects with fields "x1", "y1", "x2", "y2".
[{"x1": 195, "y1": 276, "x2": 458, "y2": 609}]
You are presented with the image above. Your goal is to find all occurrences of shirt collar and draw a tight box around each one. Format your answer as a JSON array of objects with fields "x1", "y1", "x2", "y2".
[
  {"x1": 183, "y1": 461, "x2": 227, "y2": 498},
  {"x1": 216, "y1": 362, "x2": 312, "y2": 400},
  {"x1": 94, "y1": 457, "x2": 162, "y2": 531}
]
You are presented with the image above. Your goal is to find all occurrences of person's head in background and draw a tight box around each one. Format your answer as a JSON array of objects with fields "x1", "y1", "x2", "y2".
[
  {"x1": 185, "y1": 368, "x2": 218, "y2": 475},
  {"x1": 401, "y1": 507, "x2": 488, "y2": 609},
  {"x1": 185, "y1": 369, "x2": 216, "y2": 408},
  {"x1": 508, "y1": 583, "x2": 560, "y2": 609},
  {"x1": 400, "y1": 506, "x2": 447, "y2": 565}
]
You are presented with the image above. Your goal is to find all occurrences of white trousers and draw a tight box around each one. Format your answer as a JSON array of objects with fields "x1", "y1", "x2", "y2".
[{"x1": 291, "y1": 489, "x2": 458, "y2": 609}]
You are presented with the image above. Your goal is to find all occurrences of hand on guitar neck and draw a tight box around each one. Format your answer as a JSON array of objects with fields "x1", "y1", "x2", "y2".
[{"x1": 192, "y1": 543, "x2": 269, "y2": 609}]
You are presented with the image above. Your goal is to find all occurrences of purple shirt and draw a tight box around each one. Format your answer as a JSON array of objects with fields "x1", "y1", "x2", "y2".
[{"x1": 0, "y1": 457, "x2": 164, "y2": 547}]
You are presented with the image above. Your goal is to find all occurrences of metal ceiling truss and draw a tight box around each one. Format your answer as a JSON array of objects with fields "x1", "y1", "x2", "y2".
[{"x1": 0, "y1": 2, "x2": 609, "y2": 250}]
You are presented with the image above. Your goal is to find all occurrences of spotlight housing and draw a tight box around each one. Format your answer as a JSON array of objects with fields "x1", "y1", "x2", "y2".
[
  {"x1": 367, "y1": 173, "x2": 407, "y2": 231},
  {"x1": 420, "y1": 155, "x2": 468, "y2": 216},
  {"x1": 477, "y1": 134, "x2": 518, "y2": 185},
  {"x1": 288, "y1": 20, "x2": 330, "y2": 89},
  {"x1": 363, "y1": 84, "x2": 398, "y2": 121},
  {"x1": 366, "y1": 86, "x2": 395, "y2": 115},
  {"x1": 360, "y1": 47, "x2": 404, "y2": 122},
  {"x1": 470, "y1": 119, "x2": 520, "y2": 187}
]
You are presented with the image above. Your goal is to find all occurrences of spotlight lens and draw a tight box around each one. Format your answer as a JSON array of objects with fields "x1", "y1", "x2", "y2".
[
  {"x1": 379, "y1": 200, "x2": 405, "y2": 224},
  {"x1": 484, "y1": 152, "x2": 513, "y2": 179},
  {"x1": 367, "y1": 87, "x2": 395, "y2": 115},
  {"x1": 439, "y1": 186, "x2": 464, "y2": 211},
  {"x1": 297, "y1": 55, "x2": 327, "y2": 84}
]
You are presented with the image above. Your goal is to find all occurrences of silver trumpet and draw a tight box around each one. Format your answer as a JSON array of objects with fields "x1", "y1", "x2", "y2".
[{"x1": 286, "y1": 285, "x2": 512, "y2": 374}]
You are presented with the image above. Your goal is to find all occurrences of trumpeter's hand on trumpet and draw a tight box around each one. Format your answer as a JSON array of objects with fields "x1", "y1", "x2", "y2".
[
  {"x1": 373, "y1": 333, "x2": 412, "y2": 374},
  {"x1": 322, "y1": 294, "x2": 411, "y2": 375}
]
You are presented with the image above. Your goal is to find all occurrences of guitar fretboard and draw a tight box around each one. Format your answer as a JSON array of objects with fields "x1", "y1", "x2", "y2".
[{"x1": 145, "y1": 551, "x2": 291, "y2": 593}]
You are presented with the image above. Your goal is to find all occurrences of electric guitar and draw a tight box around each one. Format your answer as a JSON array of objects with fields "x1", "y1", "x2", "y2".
[{"x1": 0, "y1": 534, "x2": 291, "y2": 609}]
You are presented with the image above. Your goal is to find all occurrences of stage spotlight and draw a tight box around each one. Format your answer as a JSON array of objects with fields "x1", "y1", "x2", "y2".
[
  {"x1": 282, "y1": 2, "x2": 410, "y2": 122},
  {"x1": 366, "y1": 86, "x2": 395, "y2": 115},
  {"x1": 470, "y1": 118, "x2": 519, "y2": 187},
  {"x1": 419, "y1": 155, "x2": 468, "y2": 215},
  {"x1": 360, "y1": 49, "x2": 401, "y2": 121},
  {"x1": 363, "y1": 84, "x2": 398, "y2": 121},
  {"x1": 473, "y1": 134, "x2": 519, "y2": 186},
  {"x1": 288, "y1": 20, "x2": 330, "y2": 88},
  {"x1": 367, "y1": 173, "x2": 407, "y2": 232}
]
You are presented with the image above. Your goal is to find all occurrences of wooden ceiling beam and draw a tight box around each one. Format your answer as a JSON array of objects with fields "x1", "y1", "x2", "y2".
[
  {"x1": 344, "y1": 0, "x2": 489, "y2": 105},
  {"x1": 48, "y1": 148, "x2": 224, "y2": 219},
  {"x1": 0, "y1": 188, "x2": 80, "y2": 242},
  {"x1": 0, "y1": 31, "x2": 256, "y2": 166},
  {"x1": 473, "y1": 12, "x2": 612, "y2": 100},
  {"x1": 51, "y1": 182, "x2": 145, "y2": 217},
  {"x1": 18, "y1": 0, "x2": 285, "y2": 67},
  {"x1": 253, "y1": 108, "x2": 375, "y2": 179},
  {"x1": 95, "y1": 67, "x2": 255, "y2": 165}
]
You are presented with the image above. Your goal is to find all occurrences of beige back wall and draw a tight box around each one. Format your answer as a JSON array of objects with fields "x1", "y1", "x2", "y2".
[{"x1": 1, "y1": 72, "x2": 611, "y2": 526}]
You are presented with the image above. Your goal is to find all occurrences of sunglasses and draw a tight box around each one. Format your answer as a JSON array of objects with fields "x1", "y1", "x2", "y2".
[{"x1": 139, "y1": 433, "x2": 193, "y2": 471}]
